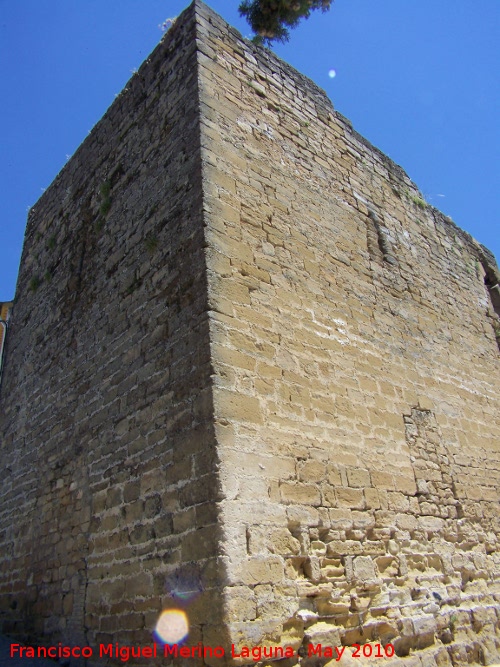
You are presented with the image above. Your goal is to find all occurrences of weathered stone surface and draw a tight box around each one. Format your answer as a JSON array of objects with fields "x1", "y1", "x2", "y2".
[
  {"x1": 0, "y1": 0, "x2": 499, "y2": 665},
  {"x1": 0, "y1": 1, "x2": 223, "y2": 659}
]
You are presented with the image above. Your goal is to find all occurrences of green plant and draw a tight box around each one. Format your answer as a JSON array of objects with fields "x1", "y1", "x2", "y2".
[
  {"x1": 47, "y1": 235, "x2": 57, "y2": 251},
  {"x1": 44, "y1": 269, "x2": 53, "y2": 283},
  {"x1": 95, "y1": 217, "x2": 105, "y2": 233},
  {"x1": 449, "y1": 613, "x2": 458, "y2": 634},
  {"x1": 267, "y1": 101, "x2": 281, "y2": 113},
  {"x1": 100, "y1": 199, "x2": 112, "y2": 215},
  {"x1": 246, "y1": 78, "x2": 266, "y2": 97},
  {"x1": 99, "y1": 180, "x2": 112, "y2": 216},
  {"x1": 29, "y1": 276, "x2": 41, "y2": 292},
  {"x1": 100, "y1": 181, "x2": 111, "y2": 198},
  {"x1": 144, "y1": 233, "x2": 159, "y2": 254},
  {"x1": 411, "y1": 195, "x2": 426, "y2": 210}
]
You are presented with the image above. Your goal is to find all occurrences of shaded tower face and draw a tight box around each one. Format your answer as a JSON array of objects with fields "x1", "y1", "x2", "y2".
[
  {"x1": 1, "y1": 1, "x2": 499, "y2": 665},
  {"x1": 0, "y1": 1, "x2": 223, "y2": 654}
]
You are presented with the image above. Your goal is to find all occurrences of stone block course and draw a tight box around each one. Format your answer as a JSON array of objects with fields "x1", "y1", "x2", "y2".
[
  {"x1": 194, "y1": 0, "x2": 500, "y2": 661},
  {"x1": 0, "y1": 1, "x2": 499, "y2": 665}
]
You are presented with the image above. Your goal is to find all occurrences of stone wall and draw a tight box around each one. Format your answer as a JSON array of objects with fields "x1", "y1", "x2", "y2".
[
  {"x1": 0, "y1": 1, "x2": 499, "y2": 665},
  {"x1": 0, "y1": 2, "x2": 224, "y2": 659},
  {"x1": 195, "y1": 2, "x2": 500, "y2": 664}
]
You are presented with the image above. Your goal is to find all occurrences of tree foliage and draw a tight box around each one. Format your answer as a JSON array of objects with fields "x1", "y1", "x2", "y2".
[{"x1": 239, "y1": 0, "x2": 333, "y2": 45}]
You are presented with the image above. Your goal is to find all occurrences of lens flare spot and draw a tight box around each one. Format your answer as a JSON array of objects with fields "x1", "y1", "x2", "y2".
[
  {"x1": 328, "y1": 69, "x2": 337, "y2": 79},
  {"x1": 155, "y1": 609, "x2": 189, "y2": 645}
]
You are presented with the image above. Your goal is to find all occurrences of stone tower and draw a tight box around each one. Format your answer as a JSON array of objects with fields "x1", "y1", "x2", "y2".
[{"x1": 1, "y1": 1, "x2": 499, "y2": 665}]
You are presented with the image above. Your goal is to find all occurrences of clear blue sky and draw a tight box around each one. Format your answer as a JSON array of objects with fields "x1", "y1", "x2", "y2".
[{"x1": 1, "y1": 1, "x2": 498, "y2": 301}]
